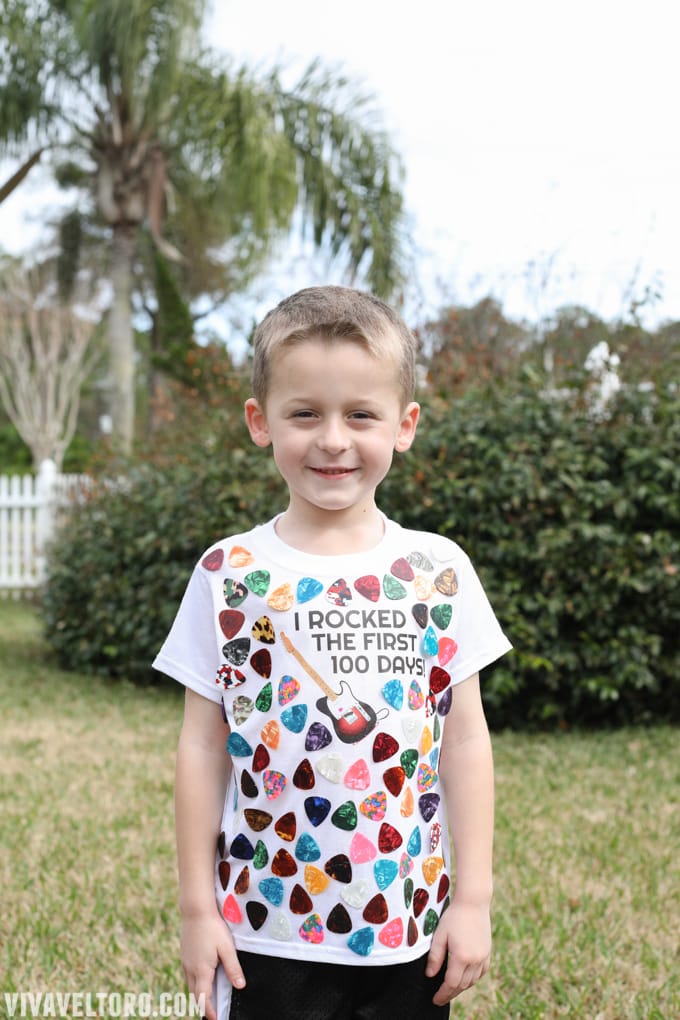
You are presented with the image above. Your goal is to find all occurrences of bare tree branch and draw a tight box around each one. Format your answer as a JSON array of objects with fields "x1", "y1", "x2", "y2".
[{"x1": 0, "y1": 266, "x2": 101, "y2": 469}]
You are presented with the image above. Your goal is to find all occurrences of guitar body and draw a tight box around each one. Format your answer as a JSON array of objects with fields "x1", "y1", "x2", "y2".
[{"x1": 316, "y1": 681, "x2": 378, "y2": 743}]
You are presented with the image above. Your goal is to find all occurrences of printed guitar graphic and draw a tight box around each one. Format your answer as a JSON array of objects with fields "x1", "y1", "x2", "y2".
[{"x1": 280, "y1": 631, "x2": 384, "y2": 744}]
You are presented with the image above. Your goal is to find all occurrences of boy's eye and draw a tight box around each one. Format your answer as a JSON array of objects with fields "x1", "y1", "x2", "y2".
[
  {"x1": 349, "y1": 411, "x2": 375, "y2": 420},
  {"x1": 291, "y1": 409, "x2": 317, "y2": 419}
]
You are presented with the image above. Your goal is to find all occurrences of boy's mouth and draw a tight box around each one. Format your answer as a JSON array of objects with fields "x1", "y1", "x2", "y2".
[{"x1": 310, "y1": 466, "x2": 357, "y2": 476}]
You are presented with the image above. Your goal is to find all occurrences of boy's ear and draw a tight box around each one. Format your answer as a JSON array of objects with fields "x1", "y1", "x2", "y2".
[
  {"x1": 244, "y1": 398, "x2": 271, "y2": 447},
  {"x1": 394, "y1": 401, "x2": 420, "y2": 452}
]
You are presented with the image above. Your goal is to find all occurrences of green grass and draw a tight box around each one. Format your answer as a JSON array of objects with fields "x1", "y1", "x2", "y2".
[{"x1": 1, "y1": 601, "x2": 678, "y2": 1017}]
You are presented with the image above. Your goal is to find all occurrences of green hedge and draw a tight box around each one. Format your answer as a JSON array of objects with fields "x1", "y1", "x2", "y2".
[
  {"x1": 42, "y1": 379, "x2": 679, "y2": 728},
  {"x1": 382, "y1": 380, "x2": 680, "y2": 726}
]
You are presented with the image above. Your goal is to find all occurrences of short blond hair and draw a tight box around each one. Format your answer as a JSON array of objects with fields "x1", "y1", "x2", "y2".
[{"x1": 251, "y1": 286, "x2": 417, "y2": 408}]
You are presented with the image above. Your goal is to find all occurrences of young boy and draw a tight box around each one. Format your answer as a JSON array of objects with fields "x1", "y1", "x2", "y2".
[{"x1": 153, "y1": 286, "x2": 511, "y2": 1020}]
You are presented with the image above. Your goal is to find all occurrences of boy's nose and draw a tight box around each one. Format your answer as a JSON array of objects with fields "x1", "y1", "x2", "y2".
[{"x1": 317, "y1": 418, "x2": 350, "y2": 452}]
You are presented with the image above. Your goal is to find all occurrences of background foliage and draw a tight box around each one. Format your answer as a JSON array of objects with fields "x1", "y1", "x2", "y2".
[{"x1": 41, "y1": 331, "x2": 679, "y2": 727}]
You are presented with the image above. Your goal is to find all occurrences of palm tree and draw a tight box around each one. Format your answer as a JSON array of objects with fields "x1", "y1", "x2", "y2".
[{"x1": 0, "y1": 0, "x2": 407, "y2": 453}]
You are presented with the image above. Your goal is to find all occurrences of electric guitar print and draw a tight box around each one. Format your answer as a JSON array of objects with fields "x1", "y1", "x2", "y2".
[{"x1": 280, "y1": 632, "x2": 385, "y2": 744}]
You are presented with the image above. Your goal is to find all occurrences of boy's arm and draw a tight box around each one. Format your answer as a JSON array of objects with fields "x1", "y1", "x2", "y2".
[
  {"x1": 175, "y1": 688, "x2": 246, "y2": 1019},
  {"x1": 425, "y1": 672, "x2": 494, "y2": 1005}
]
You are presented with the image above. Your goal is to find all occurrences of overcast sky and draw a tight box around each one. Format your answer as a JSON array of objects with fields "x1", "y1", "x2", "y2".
[{"x1": 1, "y1": 0, "x2": 678, "y2": 333}]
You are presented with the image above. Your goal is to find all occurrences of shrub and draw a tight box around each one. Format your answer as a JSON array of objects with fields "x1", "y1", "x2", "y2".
[
  {"x1": 381, "y1": 377, "x2": 680, "y2": 726},
  {"x1": 43, "y1": 377, "x2": 679, "y2": 728},
  {"x1": 42, "y1": 453, "x2": 286, "y2": 682}
]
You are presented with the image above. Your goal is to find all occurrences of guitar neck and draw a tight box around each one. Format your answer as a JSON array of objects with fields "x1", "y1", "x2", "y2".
[{"x1": 280, "y1": 631, "x2": 337, "y2": 701}]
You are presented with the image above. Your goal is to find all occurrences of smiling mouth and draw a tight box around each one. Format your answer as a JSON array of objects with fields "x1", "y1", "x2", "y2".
[{"x1": 310, "y1": 467, "x2": 357, "y2": 476}]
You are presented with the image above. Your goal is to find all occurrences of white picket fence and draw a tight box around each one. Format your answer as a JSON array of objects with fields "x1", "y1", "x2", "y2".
[{"x1": 0, "y1": 460, "x2": 90, "y2": 592}]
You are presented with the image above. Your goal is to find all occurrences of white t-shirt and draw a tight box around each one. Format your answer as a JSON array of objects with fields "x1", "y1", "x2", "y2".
[{"x1": 154, "y1": 515, "x2": 511, "y2": 968}]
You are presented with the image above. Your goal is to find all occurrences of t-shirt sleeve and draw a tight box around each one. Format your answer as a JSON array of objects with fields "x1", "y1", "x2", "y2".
[
  {"x1": 152, "y1": 561, "x2": 222, "y2": 703},
  {"x1": 448, "y1": 548, "x2": 512, "y2": 686}
]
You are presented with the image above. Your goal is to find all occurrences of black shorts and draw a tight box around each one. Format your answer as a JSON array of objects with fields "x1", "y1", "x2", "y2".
[{"x1": 228, "y1": 950, "x2": 449, "y2": 1019}]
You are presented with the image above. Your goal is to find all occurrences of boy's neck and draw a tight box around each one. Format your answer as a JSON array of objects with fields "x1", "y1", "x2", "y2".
[{"x1": 274, "y1": 503, "x2": 385, "y2": 555}]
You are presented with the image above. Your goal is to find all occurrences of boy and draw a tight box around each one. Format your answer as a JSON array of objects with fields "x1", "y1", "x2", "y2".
[{"x1": 154, "y1": 286, "x2": 511, "y2": 1019}]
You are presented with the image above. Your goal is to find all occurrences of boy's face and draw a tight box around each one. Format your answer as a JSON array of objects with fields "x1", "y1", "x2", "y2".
[{"x1": 245, "y1": 337, "x2": 419, "y2": 522}]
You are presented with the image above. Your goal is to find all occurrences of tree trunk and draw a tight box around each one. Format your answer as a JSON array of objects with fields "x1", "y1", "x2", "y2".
[{"x1": 109, "y1": 224, "x2": 137, "y2": 454}]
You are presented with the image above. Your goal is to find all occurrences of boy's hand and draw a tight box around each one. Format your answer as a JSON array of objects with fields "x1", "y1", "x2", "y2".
[
  {"x1": 425, "y1": 899, "x2": 492, "y2": 1005},
  {"x1": 180, "y1": 912, "x2": 245, "y2": 1020}
]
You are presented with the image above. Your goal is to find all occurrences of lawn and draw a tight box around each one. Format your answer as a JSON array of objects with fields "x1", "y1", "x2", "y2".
[{"x1": 1, "y1": 600, "x2": 678, "y2": 1018}]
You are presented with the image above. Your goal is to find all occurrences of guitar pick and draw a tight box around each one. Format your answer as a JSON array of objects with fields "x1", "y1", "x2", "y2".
[
  {"x1": 344, "y1": 759, "x2": 370, "y2": 790},
  {"x1": 267, "y1": 583, "x2": 294, "y2": 611},
  {"x1": 390, "y1": 557, "x2": 414, "y2": 581},
  {"x1": 305, "y1": 796, "x2": 331, "y2": 827},
  {"x1": 229, "y1": 546, "x2": 254, "y2": 568},
  {"x1": 262, "y1": 769, "x2": 287, "y2": 800},
  {"x1": 354, "y1": 575, "x2": 381, "y2": 602},
  {"x1": 381, "y1": 679, "x2": 403, "y2": 710},
  {"x1": 281, "y1": 704, "x2": 308, "y2": 733},
  {"x1": 341, "y1": 880, "x2": 369, "y2": 908},
  {"x1": 372, "y1": 732, "x2": 399, "y2": 762},
  {"x1": 382, "y1": 575, "x2": 407, "y2": 600},
  {"x1": 324, "y1": 854, "x2": 352, "y2": 883},
  {"x1": 243, "y1": 809, "x2": 272, "y2": 832},
  {"x1": 278, "y1": 675, "x2": 300, "y2": 705},
  {"x1": 223, "y1": 579, "x2": 248, "y2": 607},
  {"x1": 326, "y1": 903, "x2": 352, "y2": 934},
  {"x1": 255, "y1": 682, "x2": 272, "y2": 712},
  {"x1": 360, "y1": 791, "x2": 387, "y2": 821},
  {"x1": 408, "y1": 681, "x2": 425, "y2": 711},
  {"x1": 201, "y1": 548, "x2": 223, "y2": 571},
  {"x1": 289, "y1": 884, "x2": 313, "y2": 915},
  {"x1": 274, "y1": 812, "x2": 296, "y2": 842},
  {"x1": 250, "y1": 648, "x2": 271, "y2": 678},
  {"x1": 299, "y1": 913, "x2": 324, "y2": 944},
  {"x1": 293, "y1": 758, "x2": 315, "y2": 790},
  {"x1": 437, "y1": 688, "x2": 453, "y2": 716},
  {"x1": 431, "y1": 603, "x2": 453, "y2": 630},
  {"x1": 316, "y1": 753, "x2": 344, "y2": 784},
  {"x1": 251, "y1": 743, "x2": 270, "y2": 772},
  {"x1": 295, "y1": 834, "x2": 321, "y2": 863},
  {"x1": 378, "y1": 918, "x2": 404, "y2": 948},
  {"x1": 438, "y1": 638, "x2": 457, "y2": 666},
  {"x1": 407, "y1": 551, "x2": 433, "y2": 571},
  {"x1": 362, "y1": 893, "x2": 388, "y2": 924},
  {"x1": 411, "y1": 604, "x2": 429, "y2": 629},
  {"x1": 434, "y1": 568, "x2": 458, "y2": 596},
  {"x1": 244, "y1": 569, "x2": 270, "y2": 596},
  {"x1": 245, "y1": 902, "x2": 268, "y2": 931},
  {"x1": 422, "y1": 626, "x2": 439, "y2": 657},
  {"x1": 304, "y1": 865, "x2": 329, "y2": 894},
  {"x1": 305, "y1": 722, "x2": 332, "y2": 752},
  {"x1": 349, "y1": 832, "x2": 377, "y2": 863},
  {"x1": 260, "y1": 719, "x2": 279, "y2": 748},
  {"x1": 271, "y1": 849, "x2": 297, "y2": 877},
  {"x1": 221, "y1": 895, "x2": 242, "y2": 924},
  {"x1": 374, "y1": 859, "x2": 399, "y2": 891},
  {"x1": 234, "y1": 866, "x2": 250, "y2": 894},
  {"x1": 269, "y1": 910, "x2": 292, "y2": 942},
  {"x1": 414, "y1": 575, "x2": 435, "y2": 600},
  {"x1": 252, "y1": 616, "x2": 275, "y2": 644},
  {"x1": 223, "y1": 638, "x2": 250, "y2": 666},
  {"x1": 424, "y1": 909, "x2": 440, "y2": 935},
  {"x1": 219, "y1": 610, "x2": 245, "y2": 639},
  {"x1": 378, "y1": 822, "x2": 403, "y2": 853},
  {"x1": 347, "y1": 928, "x2": 374, "y2": 957},
  {"x1": 297, "y1": 577, "x2": 323, "y2": 603}
]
